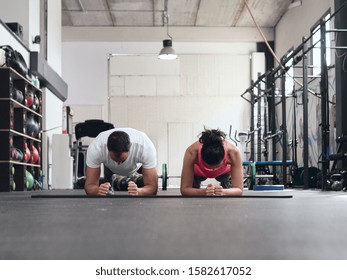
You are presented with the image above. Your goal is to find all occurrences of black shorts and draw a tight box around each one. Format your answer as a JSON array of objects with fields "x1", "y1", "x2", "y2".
[{"x1": 193, "y1": 172, "x2": 231, "y2": 188}]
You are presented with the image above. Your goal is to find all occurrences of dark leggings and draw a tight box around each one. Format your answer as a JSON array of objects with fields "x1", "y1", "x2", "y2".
[{"x1": 193, "y1": 172, "x2": 231, "y2": 189}]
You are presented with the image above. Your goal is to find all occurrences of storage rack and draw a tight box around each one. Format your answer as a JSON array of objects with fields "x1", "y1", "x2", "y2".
[{"x1": 0, "y1": 67, "x2": 42, "y2": 191}]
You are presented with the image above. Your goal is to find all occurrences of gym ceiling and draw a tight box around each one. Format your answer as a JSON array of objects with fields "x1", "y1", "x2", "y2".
[{"x1": 62, "y1": 0, "x2": 295, "y2": 28}]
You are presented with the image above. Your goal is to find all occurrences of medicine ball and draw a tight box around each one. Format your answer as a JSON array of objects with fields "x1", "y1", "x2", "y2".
[
  {"x1": 26, "y1": 89, "x2": 34, "y2": 108},
  {"x1": 31, "y1": 145, "x2": 40, "y2": 164},
  {"x1": 10, "y1": 87, "x2": 24, "y2": 103},
  {"x1": 26, "y1": 115, "x2": 39, "y2": 137},
  {"x1": 32, "y1": 94, "x2": 40, "y2": 111},
  {"x1": 11, "y1": 147, "x2": 23, "y2": 161},
  {"x1": 24, "y1": 143, "x2": 31, "y2": 163},
  {"x1": 26, "y1": 170, "x2": 34, "y2": 190}
]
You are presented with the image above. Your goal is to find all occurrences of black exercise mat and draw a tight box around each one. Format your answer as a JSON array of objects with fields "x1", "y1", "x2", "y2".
[{"x1": 31, "y1": 194, "x2": 293, "y2": 198}]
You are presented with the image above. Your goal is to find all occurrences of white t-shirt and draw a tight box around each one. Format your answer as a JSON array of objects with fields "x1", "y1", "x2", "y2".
[{"x1": 86, "y1": 128, "x2": 157, "y2": 176}]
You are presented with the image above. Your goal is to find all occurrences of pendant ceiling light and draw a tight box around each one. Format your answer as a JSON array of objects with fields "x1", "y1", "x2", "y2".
[{"x1": 158, "y1": 0, "x2": 177, "y2": 60}]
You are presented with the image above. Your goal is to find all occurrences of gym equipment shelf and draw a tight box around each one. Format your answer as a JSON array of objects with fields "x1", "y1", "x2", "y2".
[
  {"x1": 0, "y1": 67, "x2": 43, "y2": 192},
  {"x1": 242, "y1": 161, "x2": 293, "y2": 190}
]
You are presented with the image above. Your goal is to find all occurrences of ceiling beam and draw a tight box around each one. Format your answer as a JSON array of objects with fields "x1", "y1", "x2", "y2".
[{"x1": 62, "y1": 26, "x2": 274, "y2": 42}]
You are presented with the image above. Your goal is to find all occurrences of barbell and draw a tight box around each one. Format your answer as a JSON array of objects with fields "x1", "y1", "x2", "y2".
[{"x1": 158, "y1": 163, "x2": 180, "y2": 190}]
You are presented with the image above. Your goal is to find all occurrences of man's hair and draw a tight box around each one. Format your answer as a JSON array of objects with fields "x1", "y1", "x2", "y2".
[
  {"x1": 107, "y1": 131, "x2": 131, "y2": 157},
  {"x1": 199, "y1": 128, "x2": 226, "y2": 166}
]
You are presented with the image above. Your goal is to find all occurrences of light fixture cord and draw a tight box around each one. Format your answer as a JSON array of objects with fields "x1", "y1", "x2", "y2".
[
  {"x1": 243, "y1": 0, "x2": 315, "y2": 95},
  {"x1": 243, "y1": 0, "x2": 283, "y2": 69},
  {"x1": 163, "y1": 0, "x2": 173, "y2": 40}
]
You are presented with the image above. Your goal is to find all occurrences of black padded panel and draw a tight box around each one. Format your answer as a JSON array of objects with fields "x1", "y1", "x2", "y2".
[{"x1": 75, "y1": 119, "x2": 114, "y2": 140}]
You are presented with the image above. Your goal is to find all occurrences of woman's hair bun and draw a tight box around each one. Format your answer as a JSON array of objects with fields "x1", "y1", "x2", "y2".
[{"x1": 199, "y1": 128, "x2": 226, "y2": 146}]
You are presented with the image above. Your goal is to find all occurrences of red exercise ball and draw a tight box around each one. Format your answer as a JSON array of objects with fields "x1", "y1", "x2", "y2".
[
  {"x1": 26, "y1": 89, "x2": 34, "y2": 108},
  {"x1": 31, "y1": 145, "x2": 40, "y2": 164},
  {"x1": 24, "y1": 143, "x2": 31, "y2": 163}
]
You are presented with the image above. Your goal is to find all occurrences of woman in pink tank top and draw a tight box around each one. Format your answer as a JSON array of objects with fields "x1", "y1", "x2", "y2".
[{"x1": 180, "y1": 128, "x2": 243, "y2": 196}]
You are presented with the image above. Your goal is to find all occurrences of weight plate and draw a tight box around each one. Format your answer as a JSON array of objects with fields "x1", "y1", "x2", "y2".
[
  {"x1": 250, "y1": 162, "x2": 256, "y2": 190},
  {"x1": 299, "y1": 166, "x2": 321, "y2": 188},
  {"x1": 292, "y1": 167, "x2": 304, "y2": 186},
  {"x1": 162, "y1": 163, "x2": 167, "y2": 190}
]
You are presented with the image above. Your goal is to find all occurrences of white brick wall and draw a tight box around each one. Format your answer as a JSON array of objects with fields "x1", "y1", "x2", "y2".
[
  {"x1": 109, "y1": 54, "x2": 250, "y2": 97},
  {"x1": 107, "y1": 53, "x2": 256, "y2": 169}
]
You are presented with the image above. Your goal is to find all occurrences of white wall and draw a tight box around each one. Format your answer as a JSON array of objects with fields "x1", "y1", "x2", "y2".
[
  {"x1": 62, "y1": 39, "x2": 262, "y2": 177},
  {"x1": 62, "y1": 40, "x2": 257, "y2": 106},
  {"x1": 0, "y1": 0, "x2": 30, "y2": 47},
  {"x1": 0, "y1": 0, "x2": 40, "y2": 52},
  {"x1": 0, "y1": 24, "x2": 29, "y2": 63},
  {"x1": 107, "y1": 51, "x2": 254, "y2": 171},
  {"x1": 275, "y1": 0, "x2": 334, "y2": 60},
  {"x1": 62, "y1": 26, "x2": 273, "y2": 117},
  {"x1": 46, "y1": 0, "x2": 62, "y2": 73}
]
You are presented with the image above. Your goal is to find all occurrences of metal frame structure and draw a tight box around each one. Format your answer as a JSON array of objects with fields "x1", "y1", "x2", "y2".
[{"x1": 241, "y1": 3, "x2": 347, "y2": 189}]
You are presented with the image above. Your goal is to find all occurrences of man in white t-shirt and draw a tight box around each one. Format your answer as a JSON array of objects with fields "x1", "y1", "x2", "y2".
[{"x1": 85, "y1": 128, "x2": 158, "y2": 196}]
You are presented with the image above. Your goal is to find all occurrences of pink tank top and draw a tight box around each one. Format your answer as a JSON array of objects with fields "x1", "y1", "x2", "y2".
[{"x1": 194, "y1": 143, "x2": 231, "y2": 178}]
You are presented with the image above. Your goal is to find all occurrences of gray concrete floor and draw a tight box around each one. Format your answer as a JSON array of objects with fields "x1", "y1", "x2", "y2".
[{"x1": 1, "y1": 188, "x2": 347, "y2": 260}]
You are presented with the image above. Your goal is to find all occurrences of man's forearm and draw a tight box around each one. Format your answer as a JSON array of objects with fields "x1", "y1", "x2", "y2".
[
  {"x1": 138, "y1": 184, "x2": 157, "y2": 195},
  {"x1": 85, "y1": 183, "x2": 99, "y2": 195}
]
